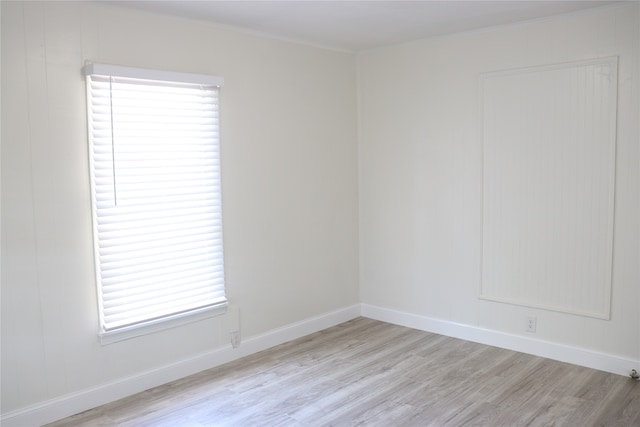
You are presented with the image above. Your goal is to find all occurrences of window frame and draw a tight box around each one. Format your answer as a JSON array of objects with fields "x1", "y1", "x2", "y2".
[{"x1": 84, "y1": 63, "x2": 227, "y2": 344}]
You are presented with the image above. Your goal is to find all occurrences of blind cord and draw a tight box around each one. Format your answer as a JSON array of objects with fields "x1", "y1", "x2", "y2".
[{"x1": 109, "y1": 77, "x2": 118, "y2": 206}]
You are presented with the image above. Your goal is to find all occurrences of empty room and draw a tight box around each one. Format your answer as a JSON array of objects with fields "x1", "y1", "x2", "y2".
[{"x1": 1, "y1": 0, "x2": 639, "y2": 425}]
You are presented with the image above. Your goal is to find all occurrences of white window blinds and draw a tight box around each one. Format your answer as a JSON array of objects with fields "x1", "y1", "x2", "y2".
[{"x1": 84, "y1": 64, "x2": 227, "y2": 339}]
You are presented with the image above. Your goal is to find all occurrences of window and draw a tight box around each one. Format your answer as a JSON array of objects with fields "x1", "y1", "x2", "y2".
[{"x1": 84, "y1": 63, "x2": 227, "y2": 343}]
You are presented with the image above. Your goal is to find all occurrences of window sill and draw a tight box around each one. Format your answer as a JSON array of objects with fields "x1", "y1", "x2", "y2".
[{"x1": 99, "y1": 302, "x2": 228, "y2": 345}]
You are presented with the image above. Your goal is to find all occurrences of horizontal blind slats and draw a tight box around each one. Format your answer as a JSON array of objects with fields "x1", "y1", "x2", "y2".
[
  {"x1": 104, "y1": 294, "x2": 227, "y2": 320},
  {"x1": 101, "y1": 250, "x2": 223, "y2": 273},
  {"x1": 101, "y1": 261, "x2": 223, "y2": 285},
  {"x1": 98, "y1": 234, "x2": 222, "y2": 256},
  {"x1": 104, "y1": 297, "x2": 227, "y2": 331},
  {"x1": 103, "y1": 277, "x2": 225, "y2": 298},
  {"x1": 96, "y1": 204, "x2": 219, "y2": 223},
  {"x1": 87, "y1": 69, "x2": 226, "y2": 333},
  {"x1": 99, "y1": 239, "x2": 218, "y2": 264},
  {"x1": 98, "y1": 210, "x2": 220, "y2": 230}
]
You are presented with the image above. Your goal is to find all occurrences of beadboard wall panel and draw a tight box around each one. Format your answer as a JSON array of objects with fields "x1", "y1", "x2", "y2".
[{"x1": 480, "y1": 57, "x2": 618, "y2": 319}]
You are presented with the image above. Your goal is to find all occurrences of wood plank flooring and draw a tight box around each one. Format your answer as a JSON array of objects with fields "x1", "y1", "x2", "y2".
[{"x1": 47, "y1": 318, "x2": 640, "y2": 426}]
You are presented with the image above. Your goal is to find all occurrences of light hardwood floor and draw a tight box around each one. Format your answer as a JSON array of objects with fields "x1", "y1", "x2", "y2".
[{"x1": 47, "y1": 318, "x2": 640, "y2": 426}]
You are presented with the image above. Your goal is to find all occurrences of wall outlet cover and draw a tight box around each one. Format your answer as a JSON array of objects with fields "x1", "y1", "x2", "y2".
[{"x1": 526, "y1": 316, "x2": 537, "y2": 333}]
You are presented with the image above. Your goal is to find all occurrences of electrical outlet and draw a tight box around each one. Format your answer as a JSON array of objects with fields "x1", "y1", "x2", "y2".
[
  {"x1": 526, "y1": 316, "x2": 537, "y2": 333},
  {"x1": 230, "y1": 331, "x2": 241, "y2": 348}
]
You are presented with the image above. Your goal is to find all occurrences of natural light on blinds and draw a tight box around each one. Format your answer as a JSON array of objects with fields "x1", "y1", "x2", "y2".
[{"x1": 85, "y1": 64, "x2": 227, "y2": 338}]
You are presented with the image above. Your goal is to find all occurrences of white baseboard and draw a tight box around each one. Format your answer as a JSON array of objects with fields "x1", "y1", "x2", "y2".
[
  {"x1": 3, "y1": 302, "x2": 636, "y2": 426},
  {"x1": 0, "y1": 304, "x2": 361, "y2": 427},
  {"x1": 361, "y1": 303, "x2": 639, "y2": 378}
]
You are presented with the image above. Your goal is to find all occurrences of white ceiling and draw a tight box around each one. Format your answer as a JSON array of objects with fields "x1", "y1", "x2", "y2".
[{"x1": 109, "y1": 1, "x2": 621, "y2": 51}]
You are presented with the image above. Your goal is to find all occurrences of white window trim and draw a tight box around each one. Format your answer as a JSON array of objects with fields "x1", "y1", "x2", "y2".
[
  {"x1": 84, "y1": 63, "x2": 224, "y2": 87},
  {"x1": 99, "y1": 305, "x2": 227, "y2": 344},
  {"x1": 84, "y1": 63, "x2": 227, "y2": 344}
]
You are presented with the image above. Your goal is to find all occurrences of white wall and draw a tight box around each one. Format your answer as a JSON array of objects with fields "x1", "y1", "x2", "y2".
[
  {"x1": 358, "y1": 3, "x2": 639, "y2": 360},
  {"x1": 2, "y1": 0, "x2": 639, "y2": 422},
  {"x1": 1, "y1": 0, "x2": 358, "y2": 415}
]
